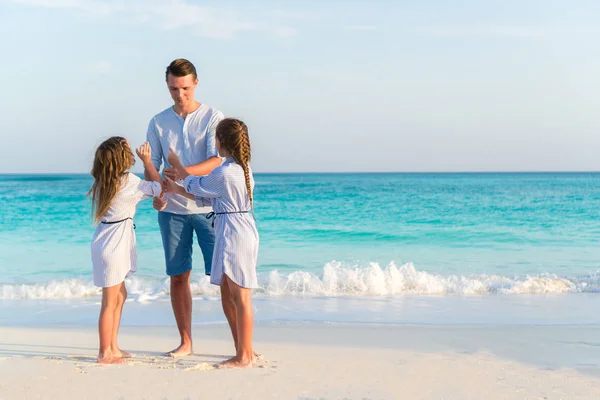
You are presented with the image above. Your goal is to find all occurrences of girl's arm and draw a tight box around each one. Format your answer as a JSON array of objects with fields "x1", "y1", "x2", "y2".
[
  {"x1": 182, "y1": 173, "x2": 222, "y2": 198},
  {"x1": 139, "y1": 144, "x2": 195, "y2": 200},
  {"x1": 164, "y1": 177, "x2": 187, "y2": 196},
  {"x1": 182, "y1": 113, "x2": 222, "y2": 176},
  {"x1": 166, "y1": 148, "x2": 202, "y2": 200},
  {"x1": 166, "y1": 147, "x2": 223, "y2": 199},
  {"x1": 135, "y1": 142, "x2": 164, "y2": 199},
  {"x1": 137, "y1": 142, "x2": 162, "y2": 185},
  {"x1": 164, "y1": 175, "x2": 221, "y2": 205},
  {"x1": 167, "y1": 147, "x2": 190, "y2": 180},
  {"x1": 162, "y1": 178, "x2": 195, "y2": 200},
  {"x1": 164, "y1": 178, "x2": 211, "y2": 205}
]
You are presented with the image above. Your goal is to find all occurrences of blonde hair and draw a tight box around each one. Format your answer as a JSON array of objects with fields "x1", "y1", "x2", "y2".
[
  {"x1": 88, "y1": 136, "x2": 135, "y2": 223},
  {"x1": 216, "y1": 118, "x2": 253, "y2": 206}
]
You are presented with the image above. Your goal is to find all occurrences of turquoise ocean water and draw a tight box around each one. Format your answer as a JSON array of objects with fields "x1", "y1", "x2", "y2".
[{"x1": 1, "y1": 173, "x2": 600, "y2": 325}]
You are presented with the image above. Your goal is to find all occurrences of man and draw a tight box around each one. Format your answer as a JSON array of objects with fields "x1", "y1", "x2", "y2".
[{"x1": 146, "y1": 58, "x2": 223, "y2": 357}]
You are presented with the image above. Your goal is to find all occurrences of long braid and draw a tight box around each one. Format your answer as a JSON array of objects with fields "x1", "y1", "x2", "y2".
[
  {"x1": 238, "y1": 128, "x2": 252, "y2": 207},
  {"x1": 217, "y1": 119, "x2": 253, "y2": 209}
]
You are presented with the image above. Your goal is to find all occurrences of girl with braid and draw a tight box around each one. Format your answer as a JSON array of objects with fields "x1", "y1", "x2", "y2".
[{"x1": 164, "y1": 118, "x2": 259, "y2": 368}]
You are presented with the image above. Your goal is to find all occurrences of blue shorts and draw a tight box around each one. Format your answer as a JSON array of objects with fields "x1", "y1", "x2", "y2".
[{"x1": 158, "y1": 212, "x2": 215, "y2": 277}]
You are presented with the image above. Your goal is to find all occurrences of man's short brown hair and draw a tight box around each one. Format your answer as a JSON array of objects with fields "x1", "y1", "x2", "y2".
[{"x1": 165, "y1": 59, "x2": 197, "y2": 81}]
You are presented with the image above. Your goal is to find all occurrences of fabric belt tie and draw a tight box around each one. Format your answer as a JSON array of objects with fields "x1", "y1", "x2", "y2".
[
  {"x1": 205, "y1": 211, "x2": 249, "y2": 228},
  {"x1": 100, "y1": 217, "x2": 136, "y2": 229}
]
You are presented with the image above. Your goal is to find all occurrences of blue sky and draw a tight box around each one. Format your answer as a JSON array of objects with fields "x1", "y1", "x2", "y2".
[{"x1": 1, "y1": 0, "x2": 599, "y2": 173}]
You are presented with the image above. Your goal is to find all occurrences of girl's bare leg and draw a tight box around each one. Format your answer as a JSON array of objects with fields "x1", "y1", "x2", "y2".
[
  {"x1": 111, "y1": 283, "x2": 132, "y2": 358},
  {"x1": 219, "y1": 275, "x2": 254, "y2": 368},
  {"x1": 98, "y1": 283, "x2": 126, "y2": 364},
  {"x1": 220, "y1": 279, "x2": 238, "y2": 351}
]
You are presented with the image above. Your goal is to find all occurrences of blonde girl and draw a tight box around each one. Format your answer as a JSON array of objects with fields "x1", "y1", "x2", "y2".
[{"x1": 89, "y1": 137, "x2": 163, "y2": 364}]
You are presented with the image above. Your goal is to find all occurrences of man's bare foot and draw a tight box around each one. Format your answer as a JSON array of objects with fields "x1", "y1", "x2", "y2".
[
  {"x1": 112, "y1": 348, "x2": 134, "y2": 358},
  {"x1": 97, "y1": 353, "x2": 126, "y2": 365},
  {"x1": 235, "y1": 347, "x2": 262, "y2": 363},
  {"x1": 165, "y1": 343, "x2": 192, "y2": 358},
  {"x1": 218, "y1": 355, "x2": 253, "y2": 369}
]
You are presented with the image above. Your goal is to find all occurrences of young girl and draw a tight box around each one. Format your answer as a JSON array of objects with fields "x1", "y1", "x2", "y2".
[
  {"x1": 164, "y1": 118, "x2": 259, "y2": 368},
  {"x1": 89, "y1": 137, "x2": 163, "y2": 364}
]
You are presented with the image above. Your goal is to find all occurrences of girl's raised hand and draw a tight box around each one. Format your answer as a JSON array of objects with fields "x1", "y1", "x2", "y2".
[
  {"x1": 167, "y1": 147, "x2": 181, "y2": 167},
  {"x1": 136, "y1": 142, "x2": 152, "y2": 165}
]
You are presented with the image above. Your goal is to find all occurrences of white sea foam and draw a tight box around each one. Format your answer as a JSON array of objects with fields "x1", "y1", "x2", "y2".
[{"x1": 1, "y1": 262, "x2": 598, "y2": 300}]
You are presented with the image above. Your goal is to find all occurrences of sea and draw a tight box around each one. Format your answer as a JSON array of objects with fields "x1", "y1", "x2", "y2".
[{"x1": 1, "y1": 172, "x2": 600, "y2": 327}]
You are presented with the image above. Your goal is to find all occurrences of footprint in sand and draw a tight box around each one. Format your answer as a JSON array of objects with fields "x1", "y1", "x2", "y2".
[
  {"x1": 185, "y1": 363, "x2": 215, "y2": 372},
  {"x1": 69, "y1": 356, "x2": 97, "y2": 362},
  {"x1": 43, "y1": 357, "x2": 64, "y2": 363}
]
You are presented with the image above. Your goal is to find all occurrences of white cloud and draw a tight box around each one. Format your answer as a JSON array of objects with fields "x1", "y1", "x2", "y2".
[
  {"x1": 273, "y1": 26, "x2": 297, "y2": 38},
  {"x1": 10, "y1": 0, "x2": 119, "y2": 14},
  {"x1": 268, "y1": 9, "x2": 317, "y2": 20},
  {"x1": 7, "y1": 0, "x2": 296, "y2": 38},
  {"x1": 143, "y1": 3, "x2": 258, "y2": 38},
  {"x1": 344, "y1": 25, "x2": 376, "y2": 32},
  {"x1": 86, "y1": 60, "x2": 113, "y2": 74},
  {"x1": 425, "y1": 26, "x2": 547, "y2": 39}
]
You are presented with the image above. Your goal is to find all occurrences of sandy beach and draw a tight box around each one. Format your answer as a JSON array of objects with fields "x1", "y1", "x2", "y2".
[
  {"x1": 3, "y1": 0, "x2": 600, "y2": 398},
  {"x1": 1, "y1": 323, "x2": 600, "y2": 399}
]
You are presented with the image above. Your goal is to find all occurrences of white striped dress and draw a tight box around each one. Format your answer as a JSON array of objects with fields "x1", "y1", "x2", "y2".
[
  {"x1": 91, "y1": 173, "x2": 162, "y2": 288},
  {"x1": 183, "y1": 158, "x2": 259, "y2": 289}
]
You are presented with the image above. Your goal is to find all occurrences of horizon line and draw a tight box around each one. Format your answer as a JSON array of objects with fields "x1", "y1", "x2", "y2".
[{"x1": 2, "y1": 170, "x2": 600, "y2": 175}]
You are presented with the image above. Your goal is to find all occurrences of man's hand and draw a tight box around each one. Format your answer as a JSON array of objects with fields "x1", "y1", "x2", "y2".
[{"x1": 153, "y1": 193, "x2": 168, "y2": 211}]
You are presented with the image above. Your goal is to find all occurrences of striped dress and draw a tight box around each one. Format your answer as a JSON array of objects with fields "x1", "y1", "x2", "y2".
[
  {"x1": 183, "y1": 158, "x2": 259, "y2": 288},
  {"x1": 91, "y1": 173, "x2": 162, "y2": 288}
]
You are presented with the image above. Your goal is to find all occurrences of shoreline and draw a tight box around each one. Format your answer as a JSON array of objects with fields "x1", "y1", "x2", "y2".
[
  {"x1": 3, "y1": 293, "x2": 600, "y2": 327},
  {"x1": 1, "y1": 323, "x2": 600, "y2": 399}
]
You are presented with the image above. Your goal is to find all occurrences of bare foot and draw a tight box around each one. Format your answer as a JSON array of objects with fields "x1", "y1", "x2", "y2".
[
  {"x1": 165, "y1": 343, "x2": 193, "y2": 358},
  {"x1": 218, "y1": 355, "x2": 253, "y2": 369},
  {"x1": 236, "y1": 348, "x2": 262, "y2": 363},
  {"x1": 97, "y1": 354, "x2": 126, "y2": 365},
  {"x1": 113, "y1": 349, "x2": 134, "y2": 358}
]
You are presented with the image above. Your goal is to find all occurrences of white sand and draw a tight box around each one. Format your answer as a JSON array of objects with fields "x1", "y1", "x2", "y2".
[{"x1": 1, "y1": 324, "x2": 599, "y2": 399}]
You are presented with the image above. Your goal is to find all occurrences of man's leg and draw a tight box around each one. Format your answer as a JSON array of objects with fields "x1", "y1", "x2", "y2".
[
  {"x1": 158, "y1": 212, "x2": 194, "y2": 357},
  {"x1": 169, "y1": 270, "x2": 193, "y2": 356},
  {"x1": 192, "y1": 213, "x2": 215, "y2": 276}
]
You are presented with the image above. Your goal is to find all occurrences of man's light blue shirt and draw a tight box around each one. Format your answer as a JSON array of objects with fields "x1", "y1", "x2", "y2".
[{"x1": 147, "y1": 104, "x2": 224, "y2": 214}]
